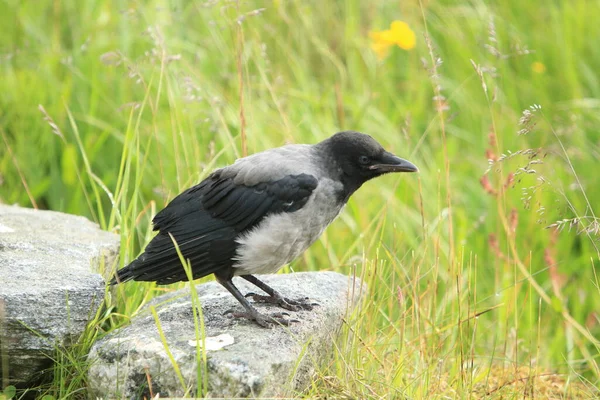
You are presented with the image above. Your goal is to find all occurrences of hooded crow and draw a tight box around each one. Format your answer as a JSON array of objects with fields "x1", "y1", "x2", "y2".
[{"x1": 111, "y1": 131, "x2": 417, "y2": 327}]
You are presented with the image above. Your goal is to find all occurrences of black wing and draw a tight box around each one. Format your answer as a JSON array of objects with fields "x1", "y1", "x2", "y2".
[{"x1": 111, "y1": 171, "x2": 318, "y2": 285}]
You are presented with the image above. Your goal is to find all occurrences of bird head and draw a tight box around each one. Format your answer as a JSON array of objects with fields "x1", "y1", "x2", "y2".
[{"x1": 320, "y1": 131, "x2": 418, "y2": 198}]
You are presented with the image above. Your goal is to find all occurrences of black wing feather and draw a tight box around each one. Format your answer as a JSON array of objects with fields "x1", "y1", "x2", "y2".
[{"x1": 111, "y1": 171, "x2": 318, "y2": 285}]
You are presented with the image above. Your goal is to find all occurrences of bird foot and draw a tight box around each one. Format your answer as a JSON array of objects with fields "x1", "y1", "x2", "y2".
[
  {"x1": 224, "y1": 309, "x2": 299, "y2": 328},
  {"x1": 245, "y1": 292, "x2": 319, "y2": 312}
]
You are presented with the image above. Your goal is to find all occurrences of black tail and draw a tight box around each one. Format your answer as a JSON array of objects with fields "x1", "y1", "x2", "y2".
[{"x1": 109, "y1": 261, "x2": 137, "y2": 285}]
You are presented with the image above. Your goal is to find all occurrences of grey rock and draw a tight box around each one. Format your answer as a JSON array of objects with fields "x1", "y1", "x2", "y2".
[
  {"x1": 88, "y1": 271, "x2": 365, "y2": 398},
  {"x1": 0, "y1": 204, "x2": 119, "y2": 386}
]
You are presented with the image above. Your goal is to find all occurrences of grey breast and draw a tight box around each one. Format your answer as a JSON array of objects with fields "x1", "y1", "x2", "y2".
[{"x1": 226, "y1": 144, "x2": 345, "y2": 276}]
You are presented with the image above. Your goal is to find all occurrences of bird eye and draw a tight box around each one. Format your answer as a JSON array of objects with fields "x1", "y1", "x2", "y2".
[{"x1": 358, "y1": 155, "x2": 370, "y2": 165}]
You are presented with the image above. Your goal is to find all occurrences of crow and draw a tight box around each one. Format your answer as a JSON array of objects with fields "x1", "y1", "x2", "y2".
[{"x1": 111, "y1": 131, "x2": 417, "y2": 327}]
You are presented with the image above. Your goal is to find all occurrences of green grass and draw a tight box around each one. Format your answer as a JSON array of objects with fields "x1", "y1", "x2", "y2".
[{"x1": 1, "y1": 0, "x2": 600, "y2": 398}]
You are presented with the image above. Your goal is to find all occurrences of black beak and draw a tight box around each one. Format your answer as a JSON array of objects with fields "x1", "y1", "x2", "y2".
[{"x1": 369, "y1": 151, "x2": 418, "y2": 173}]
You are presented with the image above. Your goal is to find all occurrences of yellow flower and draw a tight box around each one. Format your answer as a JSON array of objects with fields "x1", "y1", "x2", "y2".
[
  {"x1": 531, "y1": 61, "x2": 546, "y2": 74},
  {"x1": 369, "y1": 32, "x2": 392, "y2": 59},
  {"x1": 369, "y1": 20, "x2": 416, "y2": 59}
]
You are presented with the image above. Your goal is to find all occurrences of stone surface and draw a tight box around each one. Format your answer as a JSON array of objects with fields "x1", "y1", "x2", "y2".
[
  {"x1": 0, "y1": 204, "x2": 119, "y2": 386},
  {"x1": 88, "y1": 271, "x2": 366, "y2": 399}
]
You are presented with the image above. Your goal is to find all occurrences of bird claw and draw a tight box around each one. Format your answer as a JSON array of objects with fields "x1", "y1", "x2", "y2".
[
  {"x1": 246, "y1": 293, "x2": 319, "y2": 311},
  {"x1": 288, "y1": 296, "x2": 320, "y2": 309},
  {"x1": 283, "y1": 296, "x2": 320, "y2": 311},
  {"x1": 224, "y1": 309, "x2": 298, "y2": 328}
]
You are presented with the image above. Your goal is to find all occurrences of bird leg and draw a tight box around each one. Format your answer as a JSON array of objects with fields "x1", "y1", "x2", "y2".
[
  {"x1": 217, "y1": 277, "x2": 298, "y2": 328},
  {"x1": 241, "y1": 274, "x2": 319, "y2": 312}
]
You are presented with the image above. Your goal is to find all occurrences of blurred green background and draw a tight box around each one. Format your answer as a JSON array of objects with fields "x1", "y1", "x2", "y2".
[{"x1": 1, "y1": 0, "x2": 599, "y2": 398}]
